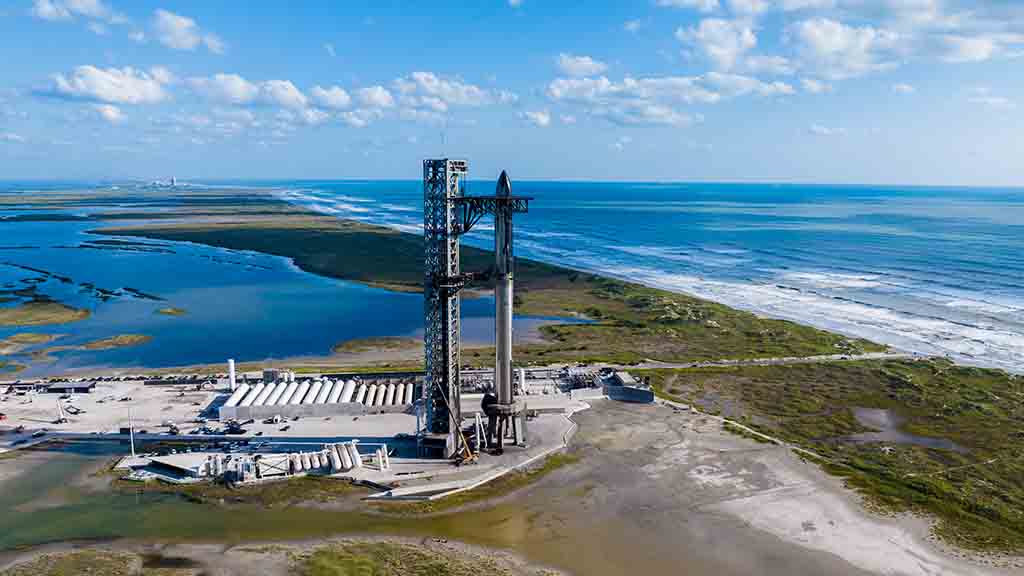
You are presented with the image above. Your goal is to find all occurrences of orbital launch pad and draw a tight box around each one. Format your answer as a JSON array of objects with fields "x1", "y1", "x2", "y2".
[{"x1": 422, "y1": 159, "x2": 530, "y2": 457}]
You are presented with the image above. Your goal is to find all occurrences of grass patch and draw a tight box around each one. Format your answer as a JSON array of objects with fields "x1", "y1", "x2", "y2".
[
  {"x1": 645, "y1": 359, "x2": 1024, "y2": 553},
  {"x1": 0, "y1": 301, "x2": 89, "y2": 327},
  {"x1": 294, "y1": 541, "x2": 525, "y2": 576},
  {"x1": 113, "y1": 475, "x2": 367, "y2": 507},
  {"x1": 375, "y1": 452, "x2": 579, "y2": 515},
  {"x1": 0, "y1": 550, "x2": 135, "y2": 576},
  {"x1": 155, "y1": 307, "x2": 187, "y2": 316},
  {"x1": 333, "y1": 337, "x2": 421, "y2": 354},
  {"x1": 79, "y1": 334, "x2": 152, "y2": 350}
]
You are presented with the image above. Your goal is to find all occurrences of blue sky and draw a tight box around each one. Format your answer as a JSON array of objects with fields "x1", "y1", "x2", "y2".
[{"x1": 0, "y1": 0, "x2": 1021, "y2": 185}]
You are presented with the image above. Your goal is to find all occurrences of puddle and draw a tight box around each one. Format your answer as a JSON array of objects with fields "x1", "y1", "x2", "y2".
[{"x1": 846, "y1": 408, "x2": 967, "y2": 453}]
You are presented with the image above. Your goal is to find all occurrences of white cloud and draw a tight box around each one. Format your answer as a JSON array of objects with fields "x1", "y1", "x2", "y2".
[
  {"x1": 154, "y1": 9, "x2": 223, "y2": 54},
  {"x1": 1, "y1": 132, "x2": 25, "y2": 143},
  {"x1": 32, "y1": 0, "x2": 71, "y2": 21},
  {"x1": 557, "y1": 53, "x2": 608, "y2": 77},
  {"x1": 624, "y1": 19, "x2": 643, "y2": 33},
  {"x1": 357, "y1": 85, "x2": 395, "y2": 108},
  {"x1": 49, "y1": 65, "x2": 171, "y2": 104},
  {"x1": 188, "y1": 74, "x2": 259, "y2": 104},
  {"x1": 706, "y1": 72, "x2": 795, "y2": 96},
  {"x1": 93, "y1": 103, "x2": 123, "y2": 123},
  {"x1": 781, "y1": 0, "x2": 835, "y2": 10},
  {"x1": 801, "y1": 77, "x2": 832, "y2": 93},
  {"x1": 340, "y1": 108, "x2": 384, "y2": 128},
  {"x1": 892, "y1": 82, "x2": 915, "y2": 94},
  {"x1": 808, "y1": 123, "x2": 845, "y2": 136},
  {"x1": 657, "y1": 0, "x2": 719, "y2": 13},
  {"x1": 677, "y1": 19, "x2": 757, "y2": 70},
  {"x1": 940, "y1": 34, "x2": 1024, "y2": 63},
  {"x1": 262, "y1": 80, "x2": 307, "y2": 109},
  {"x1": 521, "y1": 110, "x2": 551, "y2": 127},
  {"x1": 547, "y1": 75, "x2": 719, "y2": 127},
  {"x1": 790, "y1": 18, "x2": 901, "y2": 79},
  {"x1": 394, "y1": 72, "x2": 490, "y2": 106},
  {"x1": 728, "y1": 0, "x2": 768, "y2": 16},
  {"x1": 744, "y1": 54, "x2": 795, "y2": 75},
  {"x1": 87, "y1": 21, "x2": 106, "y2": 35},
  {"x1": 311, "y1": 85, "x2": 352, "y2": 109}
]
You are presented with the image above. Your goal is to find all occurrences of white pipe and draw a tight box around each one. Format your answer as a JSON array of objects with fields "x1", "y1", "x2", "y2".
[
  {"x1": 327, "y1": 380, "x2": 344, "y2": 403},
  {"x1": 316, "y1": 381, "x2": 334, "y2": 404},
  {"x1": 223, "y1": 383, "x2": 250, "y2": 408},
  {"x1": 354, "y1": 383, "x2": 368, "y2": 404},
  {"x1": 385, "y1": 383, "x2": 397, "y2": 406},
  {"x1": 340, "y1": 380, "x2": 356, "y2": 403},
  {"x1": 289, "y1": 382, "x2": 310, "y2": 405},
  {"x1": 303, "y1": 381, "x2": 323, "y2": 405},
  {"x1": 228, "y1": 359, "x2": 236, "y2": 391},
  {"x1": 239, "y1": 383, "x2": 264, "y2": 407},
  {"x1": 276, "y1": 382, "x2": 299, "y2": 405}
]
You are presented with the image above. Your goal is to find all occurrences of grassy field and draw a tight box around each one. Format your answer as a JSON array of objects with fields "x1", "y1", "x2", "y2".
[
  {"x1": 0, "y1": 551, "x2": 137, "y2": 576},
  {"x1": 295, "y1": 541, "x2": 545, "y2": 576},
  {"x1": 645, "y1": 359, "x2": 1024, "y2": 553},
  {"x1": 333, "y1": 337, "x2": 421, "y2": 354},
  {"x1": 96, "y1": 209, "x2": 882, "y2": 366},
  {"x1": 0, "y1": 302, "x2": 90, "y2": 327},
  {"x1": 112, "y1": 474, "x2": 368, "y2": 507}
]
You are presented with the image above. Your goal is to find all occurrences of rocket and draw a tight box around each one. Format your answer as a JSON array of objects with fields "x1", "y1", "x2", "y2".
[{"x1": 494, "y1": 170, "x2": 514, "y2": 407}]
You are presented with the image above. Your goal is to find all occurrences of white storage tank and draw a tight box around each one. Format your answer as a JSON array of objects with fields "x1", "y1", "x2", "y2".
[
  {"x1": 354, "y1": 383, "x2": 368, "y2": 404},
  {"x1": 223, "y1": 383, "x2": 251, "y2": 408},
  {"x1": 239, "y1": 383, "x2": 265, "y2": 407},
  {"x1": 375, "y1": 385, "x2": 388, "y2": 407},
  {"x1": 337, "y1": 444, "x2": 352, "y2": 470},
  {"x1": 347, "y1": 442, "x2": 362, "y2": 468},
  {"x1": 364, "y1": 384, "x2": 378, "y2": 406},
  {"x1": 265, "y1": 382, "x2": 287, "y2": 406},
  {"x1": 405, "y1": 383, "x2": 414, "y2": 405},
  {"x1": 289, "y1": 382, "x2": 311, "y2": 405},
  {"x1": 299, "y1": 452, "x2": 310, "y2": 471},
  {"x1": 276, "y1": 382, "x2": 299, "y2": 405},
  {"x1": 327, "y1": 380, "x2": 344, "y2": 403},
  {"x1": 303, "y1": 381, "x2": 323, "y2": 405},
  {"x1": 252, "y1": 383, "x2": 276, "y2": 406},
  {"x1": 340, "y1": 380, "x2": 356, "y2": 403},
  {"x1": 315, "y1": 381, "x2": 334, "y2": 404},
  {"x1": 310, "y1": 452, "x2": 322, "y2": 469}
]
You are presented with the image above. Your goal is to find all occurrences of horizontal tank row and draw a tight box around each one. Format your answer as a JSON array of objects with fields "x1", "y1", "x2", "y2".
[{"x1": 223, "y1": 378, "x2": 416, "y2": 409}]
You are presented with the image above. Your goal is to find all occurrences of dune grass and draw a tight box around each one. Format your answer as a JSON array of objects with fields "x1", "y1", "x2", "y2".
[{"x1": 0, "y1": 302, "x2": 89, "y2": 327}]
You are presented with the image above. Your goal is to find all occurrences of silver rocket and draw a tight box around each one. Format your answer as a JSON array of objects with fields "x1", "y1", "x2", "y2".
[{"x1": 495, "y1": 170, "x2": 514, "y2": 407}]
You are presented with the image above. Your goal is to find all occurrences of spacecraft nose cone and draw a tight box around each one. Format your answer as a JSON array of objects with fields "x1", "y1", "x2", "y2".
[{"x1": 496, "y1": 170, "x2": 512, "y2": 197}]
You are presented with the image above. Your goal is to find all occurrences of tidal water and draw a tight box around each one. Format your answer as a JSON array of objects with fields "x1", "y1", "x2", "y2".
[{"x1": 272, "y1": 180, "x2": 1024, "y2": 373}]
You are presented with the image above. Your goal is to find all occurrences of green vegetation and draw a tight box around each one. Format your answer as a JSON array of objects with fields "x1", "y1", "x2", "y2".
[
  {"x1": 645, "y1": 359, "x2": 1024, "y2": 553},
  {"x1": 0, "y1": 550, "x2": 136, "y2": 576},
  {"x1": 155, "y1": 307, "x2": 187, "y2": 316},
  {"x1": 114, "y1": 475, "x2": 367, "y2": 507},
  {"x1": 333, "y1": 336, "x2": 421, "y2": 354},
  {"x1": 0, "y1": 302, "x2": 90, "y2": 327},
  {"x1": 79, "y1": 334, "x2": 152, "y2": 350},
  {"x1": 375, "y1": 452, "x2": 579, "y2": 516},
  {"x1": 295, "y1": 541, "x2": 533, "y2": 576},
  {"x1": 97, "y1": 213, "x2": 882, "y2": 366}
]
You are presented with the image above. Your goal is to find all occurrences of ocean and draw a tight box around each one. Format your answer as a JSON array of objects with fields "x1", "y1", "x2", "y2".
[{"x1": 273, "y1": 180, "x2": 1024, "y2": 374}]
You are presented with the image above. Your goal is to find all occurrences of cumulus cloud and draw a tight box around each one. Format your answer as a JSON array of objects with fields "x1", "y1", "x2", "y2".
[
  {"x1": 154, "y1": 9, "x2": 224, "y2": 54},
  {"x1": 557, "y1": 53, "x2": 608, "y2": 77},
  {"x1": 33, "y1": 0, "x2": 122, "y2": 23},
  {"x1": 311, "y1": 85, "x2": 352, "y2": 109},
  {"x1": 357, "y1": 85, "x2": 395, "y2": 108},
  {"x1": 188, "y1": 74, "x2": 259, "y2": 104},
  {"x1": 790, "y1": 18, "x2": 900, "y2": 79},
  {"x1": 547, "y1": 75, "x2": 718, "y2": 127},
  {"x1": 940, "y1": 34, "x2": 1024, "y2": 63},
  {"x1": 705, "y1": 72, "x2": 795, "y2": 96},
  {"x1": 801, "y1": 77, "x2": 832, "y2": 93},
  {"x1": 394, "y1": 72, "x2": 490, "y2": 107},
  {"x1": 808, "y1": 123, "x2": 845, "y2": 136},
  {"x1": 657, "y1": 0, "x2": 719, "y2": 13},
  {"x1": 93, "y1": 103, "x2": 123, "y2": 123},
  {"x1": 677, "y1": 19, "x2": 757, "y2": 70},
  {"x1": 521, "y1": 110, "x2": 551, "y2": 127},
  {"x1": 47, "y1": 65, "x2": 171, "y2": 104},
  {"x1": 892, "y1": 82, "x2": 915, "y2": 94},
  {"x1": 744, "y1": 54, "x2": 795, "y2": 75},
  {"x1": 728, "y1": 0, "x2": 768, "y2": 16},
  {"x1": 32, "y1": 0, "x2": 70, "y2": 21},
  {"x1": 261, "y1": 80, "x2": 307, "y2": 109}
]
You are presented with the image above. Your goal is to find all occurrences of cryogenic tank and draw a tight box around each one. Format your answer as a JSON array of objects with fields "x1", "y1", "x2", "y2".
[
  {"x1": 337, "y1": 444, "x2": 352, "y2": 470},
  {"x1": 354, "y1": 383, "x2": 368, "y2": 404},
  {"x1": 299, "y1": 452, "x2": 310, "y2": 471},
  {"x1": 405, "y1": 383, "x2": 414, "y2": 405},
  {"x1": 374, "y1": 384, "x2": 387, "y2": 407},
  {"x1": 396, "y1": 383, "x2": 406, "y2": 405},
  {"x1": 327, "y1": 380, "x2": 344, "y2": 403},
  {"x1": 340, "y1": 380, "x2": 356, "y2": 403},
  {"x1": 239, "y1": 383, "x2": 264, "y2": 407},
  {"x1": 329, "y1": 449, "x2": 342, "y2": 472},
  {"x1": 364, "y1": 384, "x2": 378, "y2": 406},
  {"x1": 303, "y1": 381, "x2": 323, "y2": 405},
  {"x1": 223, "y1": 383, "x2": 251, "y2": 408},
  {"x1": 252, "y1": 383, "x2": 276, "y2": 406},
  {"x1": 347, "y1": 443, "x2": 362, "y2": 468},
  {"x1": 385, "y1": 383, "x2": 397, "y2": 406},
  {"x1": 315, "y1": 381, "x2": 333, "y2": 404},
  {"x1": 310, "y1": 452, "x2": 321, "y2": 469},
  {"x1": 276, "y1": 382, "x2": 299, "y2": 405},
  {"x1": 265, "y1": 382, "x2": 287, "y2": 406},
  {"x1": 289, "y1": 382, "x2": 311, "y2": 405}
]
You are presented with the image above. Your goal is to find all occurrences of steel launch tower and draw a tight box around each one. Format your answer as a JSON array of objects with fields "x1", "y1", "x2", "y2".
[{"x1": 422, "y1": 159, "x2": 529, "y2": 457}]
